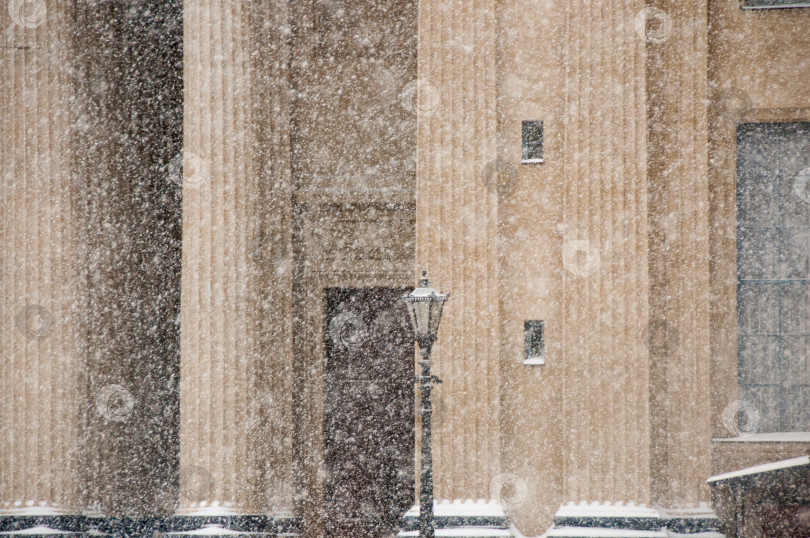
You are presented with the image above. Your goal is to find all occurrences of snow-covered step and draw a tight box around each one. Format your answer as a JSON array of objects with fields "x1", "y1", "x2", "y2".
[
  {"x1": 166, "y1": 524, "x2": 278, "y2": 537},
  {"x1": 542, "y1": 528, "x2": 667, "y2": 538},
  {"x1": 398, "y1": 499, "x2": 513, "y2": 537},
  {"x1": 398, "y1": 527, "x2": 513, "y2": 537},
  {"x1": 0, "y1": 526, "x2": 84, "y2": 536},
  {"x1": 550, "y1": 502, "x2": 723, "y2": 536},
  {"x1": 543, "y1": 528, "x2": 725, "y2": 538}
]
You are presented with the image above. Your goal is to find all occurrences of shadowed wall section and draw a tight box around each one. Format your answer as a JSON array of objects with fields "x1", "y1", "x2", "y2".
[
  {"x1": 1, "y1": 0, "x2": 184, "y2": 516},
  {"x1": 72, "y1": 0, "x2": 183, "y2": 516},
  {"x1": 646, "y1": 0, "x2": 712, "y2": 509}
]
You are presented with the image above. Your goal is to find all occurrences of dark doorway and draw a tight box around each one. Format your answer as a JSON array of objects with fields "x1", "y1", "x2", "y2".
[
  {"x1": 324, "y1": 287, "x2": 415, "y2": 537},
  {"x1": 762, "y1": 504, "x2": 810, "y2": 537}
]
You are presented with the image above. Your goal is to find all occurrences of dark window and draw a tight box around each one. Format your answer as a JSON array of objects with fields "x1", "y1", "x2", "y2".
[
  {"x1": 742, "y1": 0, "x2": 810, "y2": 8},
  {"x1": 737, "y1": 122, "x2": 810, "y2": 433},
  {"x1": 524, "y1": 320, "x2": 545, "y2": 363},
  {"x1": 522, "y1": 120, "x2": 543, "y2": 163}
]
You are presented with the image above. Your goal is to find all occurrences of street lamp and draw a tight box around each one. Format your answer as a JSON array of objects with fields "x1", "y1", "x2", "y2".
[{"x1": 402, "y1": 271, "x2": 449, "y2": 538}]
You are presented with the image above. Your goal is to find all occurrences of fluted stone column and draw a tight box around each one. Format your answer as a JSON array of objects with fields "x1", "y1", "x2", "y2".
[
  {"x1": 416, "y1": 0, "x2": 501, "y2": 501},
  {"x1": 0, "y1": 1, "x2": 80, "y2": 513},
  {"x1": 180, "y1": 0, "x2": 295, "y2": 515},
  {"x1": 559, "y1": 0, "x2": 651, "y2": 504},
  {"x1": 646, "y1": 0, "x2": 712, "y2": 509}
]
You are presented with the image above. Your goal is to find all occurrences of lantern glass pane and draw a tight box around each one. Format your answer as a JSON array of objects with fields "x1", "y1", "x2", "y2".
[
  {"x1": 405, "y1": 300, "x2": 418, "y2": 336},
  {"x1": 428, "y1": 299, "x2": 445, "y2": 338},
  {"x1": 414, "y1": 301, "x2": 431, "y2": 340}
]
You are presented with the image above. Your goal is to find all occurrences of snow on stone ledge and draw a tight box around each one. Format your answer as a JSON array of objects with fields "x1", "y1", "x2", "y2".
[
  {"x1": 0, "y1": 504, "x2": 71, "y2": 517},
  {"x1": 405, "y1": 499, "x2": 507, "y2": 518},
  {"x1": 173, "y1": 504, "x2": 244, "y2": 517},
  {"x1": 0, "y1": 526, "x2": 75, "y2": 535},
  {"x1": 707, "y1": 455, "x2": 810, "y2": 484},
  {"x1": 541, "y1": 528, "x2": 726, "y2": 538},
  {"x1": 168, "y1": 525, "x2": 245, "y2": 536},
  {"x1": 666, "y1": 533, "x2": 726, "y2": 538},
  {"x1": 712, "y1": 432, "x2": 810, "y2": 443},
  {"x1": 398, "y1": 529, "x2": 513, "y2": 537},
  {"x1": 554, "y1": 501, "x2": 659, "y2": 519},
  {"x1": 542, "y1": 528, "x2": 666, "y2": 537}
]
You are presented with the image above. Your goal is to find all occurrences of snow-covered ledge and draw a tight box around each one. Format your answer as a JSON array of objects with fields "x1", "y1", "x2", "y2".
[
  {"x1": 398, "y1": 499, "x2": 512, "y2": 538},
  {"x1": 173, "y1": 503, "x2": 245, "y2": 517},
  {"x1": 404, "y1": 499, "x2": 508, "y2": 518},
  {"x1": 544, "y1": 501, "x2": 723, "y2": 537},
  {"x1": 711, "y1": 432, "x2": 810, "y2": 443},
  {"x1": 0, "y1": 504, "x2": 72, "y2": 517},
  {"x1": 166, "y1": 525, "x2": 252, "y2": 536},
  {"x1": 554, "y1": 501, "x2": 659, "y2": 520},
  {"x1": 706, "y1": 454, "x2": 810, "y2": 484}
]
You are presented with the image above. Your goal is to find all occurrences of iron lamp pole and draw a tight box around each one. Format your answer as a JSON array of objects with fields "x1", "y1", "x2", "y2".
[{"x1": 402, "y1": 271, "x2": 449, "y2": 538}]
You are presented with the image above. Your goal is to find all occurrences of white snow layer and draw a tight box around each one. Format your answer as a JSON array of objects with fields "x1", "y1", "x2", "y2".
[
  {"x1": 712, "y1": 432, "x2": 810, "y2": 443},
  {"x1": 542, "y1": 529, "x2": 725, "y2": 538},
  {"x1": 0, "y1": 505, "x2": 70, "y2": 516},
  {"x1": 0, "y1": 526, "x2": 74, "y2": 535},
  {"x1": 398, "y1": 529, "x2": 513, "y2": 537},
  {"x1": 541, "y1": 528, "x2": 666, "y2": 537},
  {"x1": 173, "y1": 505, "x2": 243, "y2": 517},
  {"x1": 405, "y1": 499, "x2": 507, "y2": 517},
  {"x1": 706, "y1": 454, "x2": 810, "y2": 483},
  {"x1": 168, "y1": 525, "x2": 245, "y2": 536},
  {"x1": 555, "y1": 502, "x2": 659, "y2": 519}
]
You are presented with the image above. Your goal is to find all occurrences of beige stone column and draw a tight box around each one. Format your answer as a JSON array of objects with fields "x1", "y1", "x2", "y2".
[
  {"x1": 646, "y1": 0, "x2": 712, "y2": 508},
  {"x1": 416, "y1": 0, "x2": 501, "y2": 500},
  {"x1": 179, "y1": 0, "x2": 295, "y2": 514},
  {"x1": 559, "y1": 0, "x2": 651, "y2": 504},
  {"x1": 0, "y1": 1, "x2": 79, "y2": 513}
]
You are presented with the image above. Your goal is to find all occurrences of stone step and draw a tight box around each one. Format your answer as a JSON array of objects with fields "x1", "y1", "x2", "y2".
[
  {"x1": 550, "y1": 503, "x2": 724, "y2": 537},
  {"x1": 397, "y1": 500, "x2": 513, "y2": 538},
  {"x1": 166, "y1": 524, "x2": 292, "y2": 537},
  {"x1": 397, "y1": 528, "x2": 513, "y2": 538},
  {"x1": 0, "y1": 525, "x2": 87, "y2": 537},
  {"x1": 543, "y1": 529, "x2": 725, "y2": 538},
  {"x1": 0, "y1": 516, "x2": 301, "y2": 538},
  {"x1": 543, "y1": 528, "x2": 667, "y2": 538}
]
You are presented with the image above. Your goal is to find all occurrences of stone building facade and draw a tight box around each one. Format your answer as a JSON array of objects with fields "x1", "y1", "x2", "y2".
[{"x1": 1, "y1": 1, "x2": 809, "y2": 537}]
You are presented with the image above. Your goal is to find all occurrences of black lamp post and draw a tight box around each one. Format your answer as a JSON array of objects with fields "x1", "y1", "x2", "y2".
[{"x1": 402, "y1": 271, "x2": 449, "y2": 538}]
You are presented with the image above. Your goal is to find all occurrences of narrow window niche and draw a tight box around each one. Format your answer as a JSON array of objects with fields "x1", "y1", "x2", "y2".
[
  {"x1": 524, "y1": 320, "x2": 545, "y2": 365},
  {"x1": 522, "y1": 120, "x2": 544, "y2": 164}
]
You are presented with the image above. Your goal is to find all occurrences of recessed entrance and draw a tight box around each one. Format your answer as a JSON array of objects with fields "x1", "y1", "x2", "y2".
[{"x1": 323, "y1": 287, "x2": 415, "y2": 537}]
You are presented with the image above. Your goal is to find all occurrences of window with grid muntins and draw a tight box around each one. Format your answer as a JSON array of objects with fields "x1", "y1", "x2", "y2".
[{"x1": 737, "y1": 122, "x2": 810, "y2": 433}]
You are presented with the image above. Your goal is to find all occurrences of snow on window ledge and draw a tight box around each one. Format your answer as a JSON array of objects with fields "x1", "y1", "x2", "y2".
[
  {"x1": 707, "y1": 455, "x2": 810, "y2": 483},
  {"x1": 523, "y1": 357, "x2": 545, "y2": 366},
  {"x1": 712, "y1": 432, "x2": 810, "y2": 443}
]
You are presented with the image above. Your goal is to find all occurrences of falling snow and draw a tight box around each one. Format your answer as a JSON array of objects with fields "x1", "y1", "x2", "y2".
[{"x1": 2, "y1": 1, "x2": 810, "y2": 537}]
